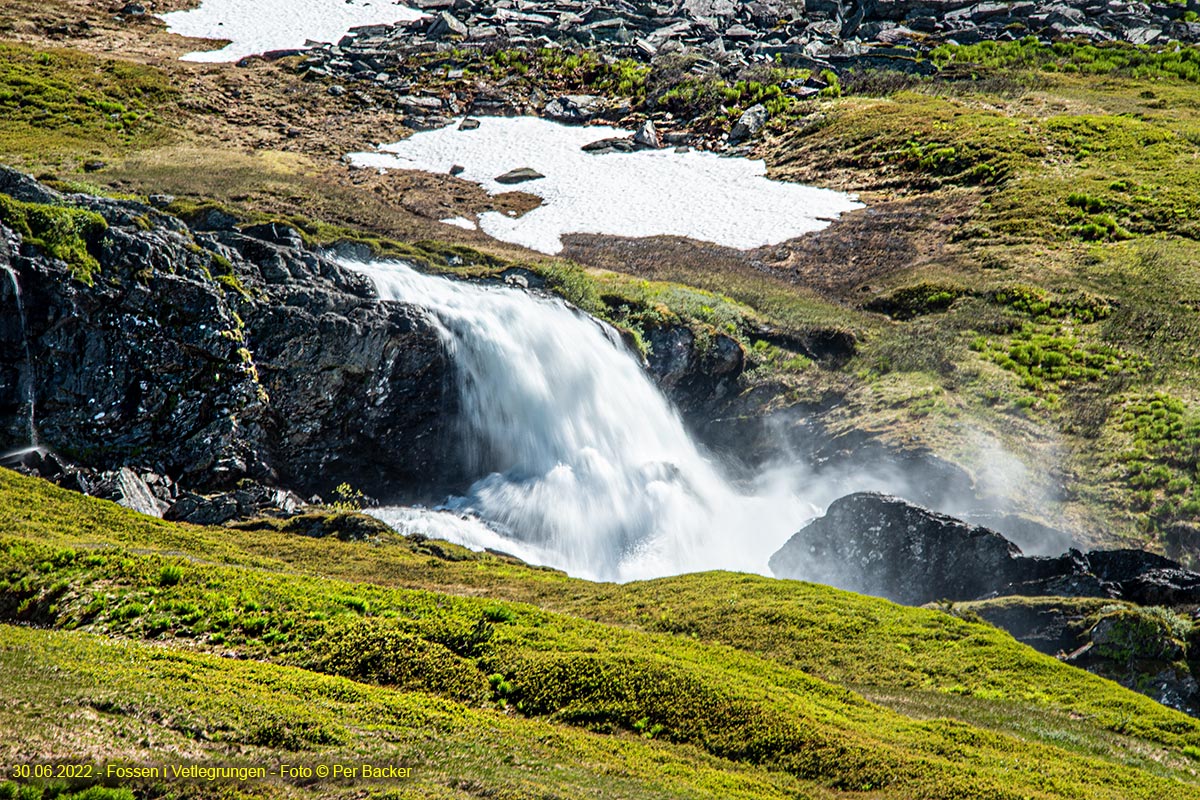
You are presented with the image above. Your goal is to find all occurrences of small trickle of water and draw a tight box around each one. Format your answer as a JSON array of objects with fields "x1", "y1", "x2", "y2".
[
  {"x1": 352, "y1": 260, "x2": 816, "y2": 582},
  {"x1": 2, "y1": 264, "x2": 38, "y2": 449}
]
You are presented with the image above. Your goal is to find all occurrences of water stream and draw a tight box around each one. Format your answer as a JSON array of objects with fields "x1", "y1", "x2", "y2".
[
  {"x1": 352, "y1": 260, "x2": 816, "y2": 582},
  {"x1": 2, "y1": 263, "x2": 38, "y2": 453}
]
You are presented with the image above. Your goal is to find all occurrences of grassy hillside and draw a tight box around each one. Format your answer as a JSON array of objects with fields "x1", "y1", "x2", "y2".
[{"x1": 3, "y1": 467, "x2": 1200, "y2": 799}]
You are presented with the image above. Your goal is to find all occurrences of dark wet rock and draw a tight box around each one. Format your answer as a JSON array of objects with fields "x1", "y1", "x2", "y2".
[
  {"x1": 494, "y1": 167, "x2": 545, "y2": 184},
  {"x1": 0, "y1": 170, "x2": 458, "y2": 506},
  {"x1": 641, "y1": 324, "x2": 742, "y2": 413},
  {"x1": 770, "y1": 492, "x2": 1200, "y2": 606},
  {"x1": 1065, "y1": 607, "x2": 1200, "y2": 716},
  {"x1": 748, "y1": 326, "x2": 857, "y2": 368},
  {"x1": 967, "y1": 597, "x2": 1200, "y2": 716},
  {"x1": 970, "y1": 600, "x2": 1083, "y2": 656},
  {"x1": 769, "y1": 493, "x2": 1025, "y2": 605}
]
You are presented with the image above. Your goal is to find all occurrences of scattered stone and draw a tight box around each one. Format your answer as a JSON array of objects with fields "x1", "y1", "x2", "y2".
[
  {"x1": 428, "y1": 11, "x2": 469, "y2": 39},
  {"x1": 728, "y1": 103, "x2": 768, "y2": 143},
  {"x1": 581, "y1": 136, "x2": 638, "y2": 154},
  {"x1": 449, "y1": 164, "x2": 465, "y2": 176},
  {"x1": 147, "y1": 194, "x2": 175, "y2": 209},
  {"x1": 633, "y1": 119, "x2": 660, "y2": 148},
  {"x1": 494, "y1": 167, "x2": 545, "y2": 184},
  {"x1": 543, "y1": 94, "x2": 604, "y2": 123},
  {"x1": 458, "y1": 117, "x2": 481, "y2": 130}
]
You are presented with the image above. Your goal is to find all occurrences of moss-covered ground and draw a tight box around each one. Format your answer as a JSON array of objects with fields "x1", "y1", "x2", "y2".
[{"x1": 3, "y1": 467, "x2": 1200, "y2": 799}]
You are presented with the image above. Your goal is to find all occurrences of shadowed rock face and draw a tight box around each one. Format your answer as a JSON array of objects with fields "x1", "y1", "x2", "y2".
[
  {"x1": 768, "y1": 492, "x2": 1026, "y2": 604},
  {"x1": 0, "y1": 168, "x2": 456, "y2": 504},
  {"x1": 769, "y1": 492, "x2": 1200, "y2": 606}
]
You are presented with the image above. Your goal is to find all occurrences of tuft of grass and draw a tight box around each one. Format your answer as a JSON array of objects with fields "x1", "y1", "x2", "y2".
[{"x1": 0, "y1": 195, "x2": 106, "y2": 282}]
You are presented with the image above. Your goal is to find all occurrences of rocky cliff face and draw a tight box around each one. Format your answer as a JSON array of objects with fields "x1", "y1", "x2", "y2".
[{"x1": 0, "y1": 169, "x2": 455, "y2": 507}]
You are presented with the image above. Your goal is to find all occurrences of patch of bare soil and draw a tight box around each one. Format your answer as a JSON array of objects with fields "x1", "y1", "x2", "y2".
[{"x1": 562, "y1": 189, "x2": 981, "y2": 302}]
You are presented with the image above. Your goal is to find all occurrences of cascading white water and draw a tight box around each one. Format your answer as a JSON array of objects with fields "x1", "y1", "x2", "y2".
[
  {"x1": 352, "y1": 260, "x2": 816, "y2": 582},
  {"x1": 2, "y1": 264, "x2": 38, "y2": 451}
]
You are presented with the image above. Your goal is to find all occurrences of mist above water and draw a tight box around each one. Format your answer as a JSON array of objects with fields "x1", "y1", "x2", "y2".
[{"x1": 352, "y1": 260, "x2": 817, "y2": 582}]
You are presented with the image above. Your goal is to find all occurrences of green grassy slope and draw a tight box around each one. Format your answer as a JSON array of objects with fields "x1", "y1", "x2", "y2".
[
  {"x1": 3, "y1": 468, "x2": 1200, "y2": 798},
  {"x1": 764, "y1": 51, "x2": 1200, "y2": 552}
]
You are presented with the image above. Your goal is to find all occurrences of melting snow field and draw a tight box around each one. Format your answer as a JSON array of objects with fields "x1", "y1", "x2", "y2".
[
  {"x1": 348, "y1": 116, "x2": 864, "y2": 254},
  {"x1": 160, "y1": 0, "x2": 423, "y2": 63}
]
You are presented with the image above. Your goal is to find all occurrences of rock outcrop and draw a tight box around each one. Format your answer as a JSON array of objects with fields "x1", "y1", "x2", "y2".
[
  {"x1": 0, "y1": 168, "x2": 456, "y2": 509},
  {"x1": 769, "y1": 492, "x2": 1200, "y2": 606},
  {"x1": 963, "y1": 597, "x2": 1200, "y2": 717},
  {"x1": 290, "y1": 0, "x2": 1200, "y2": 133}
]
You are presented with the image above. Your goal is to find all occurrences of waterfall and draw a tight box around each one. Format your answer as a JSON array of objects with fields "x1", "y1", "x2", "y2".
[
  {"x1": 2, "y1": 263, "x2": 38, "y2": 452},
  {"x1": 351, "y1": 260, "x2": 815, "y2": 582}
]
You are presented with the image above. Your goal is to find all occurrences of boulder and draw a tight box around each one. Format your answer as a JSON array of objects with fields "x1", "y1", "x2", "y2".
[
  {"x1": 494, "y1": 167, "x2": 546, "y2": 184},
  {"x1": 543, "y1": 94, "x2": 604, "y2": 122},
  {"x1": 770, "y1": 492, "x2": 1200, "y2": 606},
  {"x1": 582, "y1": 136, "x2": 639, "y2": 154},
  {"x1": 428, "y1": 11, "x2": 469, "y2": 39},
  {"x1": 633, "y1": 119, "x2": 660, "y2": 148},
  {"x1": 728, "y1": 103, "x2": 769, "y2": 143},
  {"x1": 769, "y1": 492, "x2": 1026, "y2": 604},
  {"x1": 106, "y1": 467, "x2": 170, "y2": 518}
]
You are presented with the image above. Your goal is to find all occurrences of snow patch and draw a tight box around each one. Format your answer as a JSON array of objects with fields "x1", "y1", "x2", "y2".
[
  {"x1": 348, "y1": 116, "x2": 863, "y2": 254},
  {"x1": 161, "y1": 0, "x2": 423, "y2": 63},
  {"x1": 440, "y1": 216, "x2": 478, "y2": 231}
]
